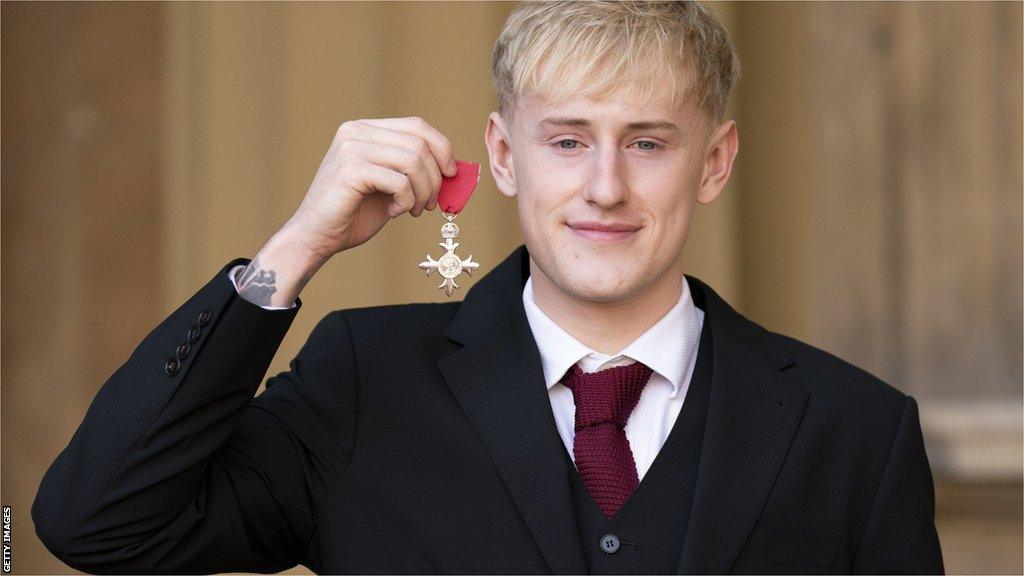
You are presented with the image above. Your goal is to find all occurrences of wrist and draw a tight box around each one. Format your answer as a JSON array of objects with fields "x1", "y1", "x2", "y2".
[
  {"x1": 239, "y1": 227, "x2": 326, "y2": 308},
  {"x1": 279, "y1": 219, "x2": 340, "y2": 267},
  {"x1": 272, "y1": 223, "x2": 332, "y2": 273}
]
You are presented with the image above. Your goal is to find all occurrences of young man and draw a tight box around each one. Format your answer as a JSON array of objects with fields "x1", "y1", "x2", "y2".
[{"x1": 33, "y1": 1, "x2": 944, "y2": 574}]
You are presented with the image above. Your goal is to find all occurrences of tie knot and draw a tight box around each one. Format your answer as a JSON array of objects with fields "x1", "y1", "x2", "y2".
[{"x1": 560, "y1": 361, "x2": 653, "y2": 429}]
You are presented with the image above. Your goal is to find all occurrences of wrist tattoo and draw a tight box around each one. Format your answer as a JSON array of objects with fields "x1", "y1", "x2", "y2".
[{"x1": 236, "y1": 256, "x2": 278, "y2": 306}]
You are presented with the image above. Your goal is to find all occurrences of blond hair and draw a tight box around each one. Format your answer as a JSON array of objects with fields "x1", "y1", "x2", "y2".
[{"x1": 491, "y1": 0, "x2": 740, "y2": 129}]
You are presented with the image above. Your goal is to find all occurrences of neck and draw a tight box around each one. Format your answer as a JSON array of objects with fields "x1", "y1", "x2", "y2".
[{"x1": 528, "y1": 256, "x2": 684, "y2": 355}]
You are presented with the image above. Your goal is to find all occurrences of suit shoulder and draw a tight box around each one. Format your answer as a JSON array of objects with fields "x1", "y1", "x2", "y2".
[
  {"x1": 764, "y1": 329, "x2": 908, "y2": 412},
  {"x1": 335, "y1": 300, "x2": 461, "y2": 339},
  {"x1": 338, "y1": 300, "x2": 461, "y2": 321}
]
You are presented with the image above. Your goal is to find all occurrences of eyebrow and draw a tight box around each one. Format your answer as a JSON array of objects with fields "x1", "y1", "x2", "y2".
[{"x1": 536, "y1": 116, "x2": 682, "y2": 133}]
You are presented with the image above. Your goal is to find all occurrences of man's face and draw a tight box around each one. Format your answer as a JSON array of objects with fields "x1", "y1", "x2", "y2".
[{"x1": 486, "y1": 85, "x2": 734, "y2": 305}]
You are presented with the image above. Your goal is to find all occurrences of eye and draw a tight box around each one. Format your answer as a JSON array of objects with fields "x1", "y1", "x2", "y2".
[
  {"x1": 632, "y1": 140, "x2": 663, "y2": 151},
  {"x1": 551, "y1": 138, "x2": 663, "y2": 153}
]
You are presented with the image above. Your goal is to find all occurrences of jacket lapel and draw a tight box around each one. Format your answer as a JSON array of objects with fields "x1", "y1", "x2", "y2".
[
  {"x1": 676, "y1": 276, "x2": 809, "y2": 574},
  {"x1": 436, "y1": 245, "x2": 587, "y2": 575}
]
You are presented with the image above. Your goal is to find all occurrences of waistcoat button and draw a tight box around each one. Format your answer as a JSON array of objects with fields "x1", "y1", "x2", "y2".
[{"x1": 600, "y1": 533, "x2": 620, "y2": 554}]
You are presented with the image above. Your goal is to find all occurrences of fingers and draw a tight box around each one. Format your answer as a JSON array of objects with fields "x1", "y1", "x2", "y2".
[
  {"x1": 340, "y1": 120, "x2": 445, "y2": 216},
  {"x1": 357, "y1": 116, "x2": 456, "y2": 177},
  {"x1": 347, "y1": 161, "x2": 416, "y2": 219},
  {"x1": 334, "y1": 116, "x2": 456, "y2": 219},
  {"x1": 340, "y1": 138, "x2": 436, "y2": 217}
]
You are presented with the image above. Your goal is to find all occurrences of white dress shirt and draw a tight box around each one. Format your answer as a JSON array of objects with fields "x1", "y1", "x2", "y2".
[
  {"x1": 522, "y1": 275, "x2": 704, "y2": 481},
  {"x1": 229, "y1": 264, "x2": 705, "y2": 481}
]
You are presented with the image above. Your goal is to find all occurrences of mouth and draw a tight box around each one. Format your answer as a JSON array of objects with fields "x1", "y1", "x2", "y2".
[{"x1": 566, "y1": 220, "x2": 641, "y2": 242}]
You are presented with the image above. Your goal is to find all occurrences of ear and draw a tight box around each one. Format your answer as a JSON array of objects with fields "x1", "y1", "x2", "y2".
[
  {"x1": 485, "y1": 111, "x2": 518, "y2": 198},
  {"x1": 697, "y1": 119, "x2": 738, "y2": 205}
]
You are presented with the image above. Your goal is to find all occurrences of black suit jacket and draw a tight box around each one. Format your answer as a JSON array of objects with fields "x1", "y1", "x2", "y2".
[{"x1": 33, "y1": 244, "x2": 944, "y2": 574}]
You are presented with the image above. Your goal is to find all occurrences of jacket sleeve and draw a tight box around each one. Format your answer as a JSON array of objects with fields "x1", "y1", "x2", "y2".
[
  {"x1": 852, "y1": 395, "x2": 945, "y2": 574},
  {"x1": 31, "y1": 257, "x2": 358, "y2": 574}
]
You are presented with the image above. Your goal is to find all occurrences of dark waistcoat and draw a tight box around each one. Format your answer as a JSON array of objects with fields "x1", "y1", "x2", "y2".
[{"x1": 564, "y1": 320, "x2": 714, "y2": 574}]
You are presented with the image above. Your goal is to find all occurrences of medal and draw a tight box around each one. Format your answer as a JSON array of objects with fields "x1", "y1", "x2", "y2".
[{"x1": 418, "y1": 159, "x2": 482, "y2": 297}]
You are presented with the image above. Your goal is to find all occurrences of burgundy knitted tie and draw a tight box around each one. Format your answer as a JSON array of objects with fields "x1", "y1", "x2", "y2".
[{"x1": 560, "y1": 361, "x2": 654, "y2": 518}]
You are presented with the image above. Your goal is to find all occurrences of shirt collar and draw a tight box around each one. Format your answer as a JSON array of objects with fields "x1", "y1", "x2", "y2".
[{"x1": 522, "y1": 274, "x2": 703, "y2": 399}]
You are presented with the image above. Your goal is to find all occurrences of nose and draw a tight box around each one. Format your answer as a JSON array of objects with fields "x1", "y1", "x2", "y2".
[{"x1": 580, "y1": 146, "x2": 629, "y2": 209}]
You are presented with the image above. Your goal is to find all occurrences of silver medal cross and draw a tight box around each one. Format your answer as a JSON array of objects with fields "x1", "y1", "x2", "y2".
[{"x1": 418, "y1": 212, "x2": 480, "y2": 297}]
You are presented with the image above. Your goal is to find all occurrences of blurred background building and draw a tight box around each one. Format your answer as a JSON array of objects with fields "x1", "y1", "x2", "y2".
[{"x1": 2, "y1": 2, "x2": 1021, "y2": 574}]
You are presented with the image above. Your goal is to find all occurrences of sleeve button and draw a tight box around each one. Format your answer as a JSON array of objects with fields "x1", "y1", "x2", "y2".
[
  {"x1": 176, "y1": 342, "x2": 190, "y2": 360},
  {"x1": 165, "y1": 357, "x2": 181, "y2": 376},
  {"x1": 187, "y1": 325, "x2": 201, "y2": 342},
  {"x1": 197, "y1": 308, "x2": 211, "y2": 327}
]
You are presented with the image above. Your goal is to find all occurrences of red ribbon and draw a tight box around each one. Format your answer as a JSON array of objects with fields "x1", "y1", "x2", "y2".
[{"x1": 437, "y1": 159, "x2": 480, "y2": 215}]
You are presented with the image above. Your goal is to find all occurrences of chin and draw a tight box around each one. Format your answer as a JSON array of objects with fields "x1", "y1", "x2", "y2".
[
  {"x1": 553, "y1": 260, "x2": 639, "y2": 303},
  {"x1": 527, "y1": 234, "x2": 651, "y2": 302}
]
